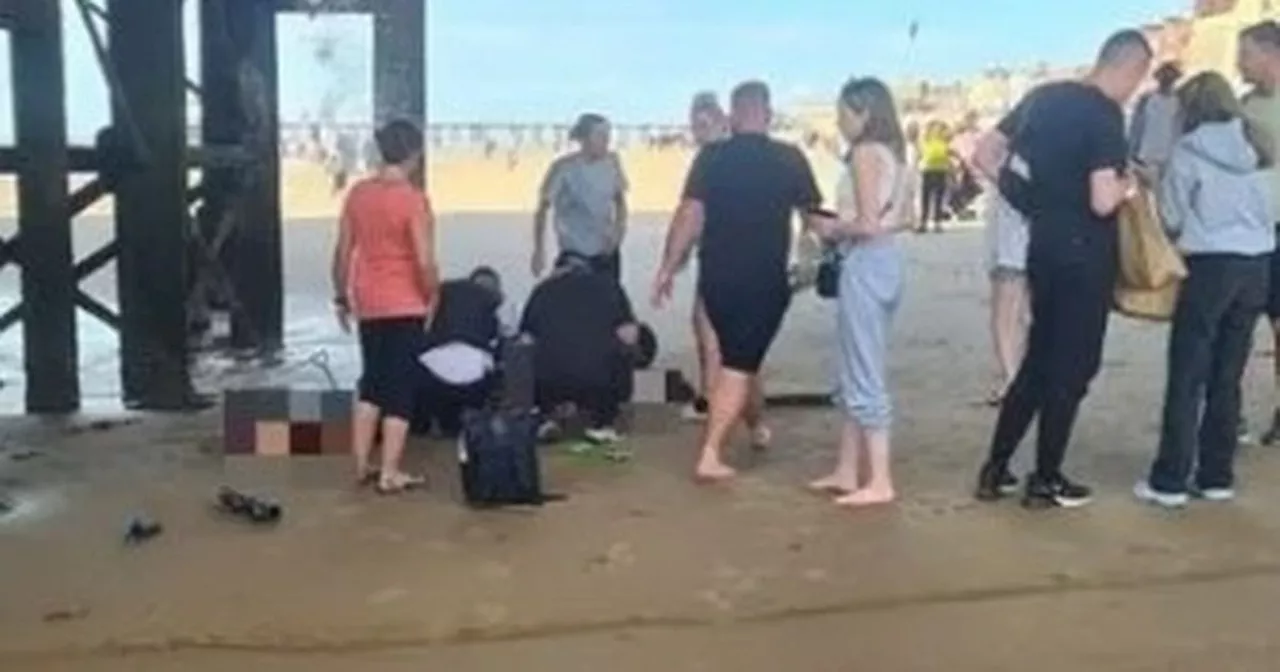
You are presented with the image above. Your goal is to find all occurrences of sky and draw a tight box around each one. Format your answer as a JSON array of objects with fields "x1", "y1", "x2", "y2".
[{"x1": 0, "y1": 0, "x2": 1189, "y2": 142}]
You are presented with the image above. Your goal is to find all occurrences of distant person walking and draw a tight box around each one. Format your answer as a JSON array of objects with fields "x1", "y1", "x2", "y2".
[
  {"x1": 1128, "y1": 62, "x2": 1184, "y2": 186},
  {"x1": 973, "y1": 30, "x2": 1150, "y2": 509},
  {"x1": 675, "y1": 91, "x2": 730, "y2": 422},
  {"x1": 532, "y1": 113, "x2": 630, "y2": 282},
  {"x1": 331, "y1": 119, "x2": 437, "y2": 494},
  {"x1": 652, "y1": 81, "x2": 823, "y2": 482},
  {"x1": 808, "y1": 78, "x2": 911, "y2": 507},
  {"x1": 1135, "y1": 71, "x2": 1276, "y2": 509},
  {"x1": 1235, "y1": 21, "x2": 1280, "y2": 444},
  {"x1": 917, "y1": 121, "x2": 952, "y2": 232}
]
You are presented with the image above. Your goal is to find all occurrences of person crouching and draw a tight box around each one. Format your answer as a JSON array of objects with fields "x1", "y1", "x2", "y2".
[
  {"x1": 1135, "y1": 71, "x2": 1276, "y2": 509},
  {"x1": 413, "y1": 267, "x2": 506, "y2": 437},
  {"x1": 521, "y1": 257, "x2": 648, "y2": 444}
]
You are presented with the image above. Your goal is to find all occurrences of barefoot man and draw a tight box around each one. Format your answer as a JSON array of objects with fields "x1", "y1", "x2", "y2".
[{"x1": 652, "y1": 81, "x2": 824, "y2": 482}]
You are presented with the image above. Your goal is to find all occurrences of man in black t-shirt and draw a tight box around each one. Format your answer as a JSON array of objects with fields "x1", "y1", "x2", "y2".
[
  {"x1": 973, "y1": 30, "x2": 1149, "y2": 509},
  {"x1": 521, "y1": 259, "x2": 640, "y2": 443},
  {"x1": 652, "y1": 80, "x2": 824, "y2": 482}
]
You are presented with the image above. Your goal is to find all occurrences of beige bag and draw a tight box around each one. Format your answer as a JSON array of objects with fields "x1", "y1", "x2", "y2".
[{"x1": 1113, "y1": 193, "x2": 1186, "y2": 322}]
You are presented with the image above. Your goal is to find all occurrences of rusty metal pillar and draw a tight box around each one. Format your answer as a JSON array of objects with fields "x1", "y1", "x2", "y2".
[
  {"x1": 108, "y1": 0, "x2": 194, "y2": 409},
  {"x1": 197, "y1": 0, "x2": 283, "y2": 354},
  {"x1": 373, "y1": 0, "x2": 426, "y2": 181},
  {"x1": 225, "y1": 0, "x2": 284, "y2": 354},
  {"x1": 11, "y1": 0, "x2": 79, "y2": 412}
]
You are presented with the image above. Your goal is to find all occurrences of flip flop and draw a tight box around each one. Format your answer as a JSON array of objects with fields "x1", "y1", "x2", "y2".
[{"x1": 375, "y1": 473, "x2": 427, "y2": 496}]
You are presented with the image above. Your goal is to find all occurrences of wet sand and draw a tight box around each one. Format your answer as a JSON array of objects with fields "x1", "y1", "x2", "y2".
[{"x1": 3, "y1": 214, "x2": 1280, "y2": 670}]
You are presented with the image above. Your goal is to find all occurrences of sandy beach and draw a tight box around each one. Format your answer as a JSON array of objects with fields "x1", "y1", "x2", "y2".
[{"x1": 2, "y1": 205, "x2": 1280, "y2": 669}]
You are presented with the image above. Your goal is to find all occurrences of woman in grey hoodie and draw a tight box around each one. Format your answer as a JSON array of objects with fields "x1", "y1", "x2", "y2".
[{"x1": 1136, "y1": 71, "x2": 1277, "y2": 509}]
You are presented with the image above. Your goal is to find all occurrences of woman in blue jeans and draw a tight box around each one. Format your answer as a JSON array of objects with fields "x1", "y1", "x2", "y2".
[
  {"x1": 809, "y1": 78, "x2": 912, "y2": 507},
  {"x1": 1136, "y1": 72, "x2": 1276, "y2": 509}
]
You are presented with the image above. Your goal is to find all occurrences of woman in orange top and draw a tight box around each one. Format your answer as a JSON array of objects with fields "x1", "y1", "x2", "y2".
[{"x1": 331, "y1": 119, "x2": 438, "y2": 494}]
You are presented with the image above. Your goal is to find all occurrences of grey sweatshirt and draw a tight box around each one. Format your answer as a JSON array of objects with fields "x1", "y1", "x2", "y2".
[
  {"x1": 1129, "y1": 92, "x2": 1180, "y2": 168},
  {"x1": 1159, "y1": 119, "x2": 1276, "y2": 257}
]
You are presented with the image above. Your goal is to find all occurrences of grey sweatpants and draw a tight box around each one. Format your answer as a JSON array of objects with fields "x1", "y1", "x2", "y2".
[{"x1": 836, "y1": 239, "x2": 903, "y2": 429}]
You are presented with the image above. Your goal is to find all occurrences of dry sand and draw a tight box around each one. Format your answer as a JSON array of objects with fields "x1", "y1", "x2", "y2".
[
  {"x1": 2, "y1": 213, "x2": 1280, "y2": 670},
  {"x1": 0, "y1": 146, "x2": 843, "y2": 219}
]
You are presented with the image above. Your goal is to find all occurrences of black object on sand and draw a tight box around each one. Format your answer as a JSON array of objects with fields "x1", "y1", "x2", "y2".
[
  {"x1": 215, "y1": 486, "x2": 283, "y2": 525},
  {"x1": 123, "y1": 516, "x2": 164, "y2": 545}
]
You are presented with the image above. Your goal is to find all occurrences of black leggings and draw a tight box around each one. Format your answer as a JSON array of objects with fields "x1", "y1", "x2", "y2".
[
  {"x1": 358, "y1": 317, "x2": 426, "y2": 421},
  {"x1": 920, "y1": 170, "x2": 949, "y2": 225}
]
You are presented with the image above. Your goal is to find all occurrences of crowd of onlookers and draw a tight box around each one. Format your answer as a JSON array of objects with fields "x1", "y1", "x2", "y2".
[{"x1": 328, "y1": 18, "x2": 1280, "y2": 513}]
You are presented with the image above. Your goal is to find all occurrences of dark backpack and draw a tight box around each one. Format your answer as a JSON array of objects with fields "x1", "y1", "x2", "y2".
[{"x1": 458, "y1": 407, "x2": 565, "y2": 508}]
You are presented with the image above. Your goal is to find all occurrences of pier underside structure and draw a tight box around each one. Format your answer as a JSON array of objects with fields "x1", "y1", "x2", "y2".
[{"x1": 1, "y1": 0, "x2": 425, "y2": 412}]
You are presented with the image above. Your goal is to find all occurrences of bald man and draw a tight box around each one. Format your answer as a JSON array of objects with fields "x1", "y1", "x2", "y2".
[
  {"x1": 653, "y1": 80, "x2": 824, "y2": 482},
  {"x1": 973, "y1": 30, "x2": 1150, "y2": 508}
]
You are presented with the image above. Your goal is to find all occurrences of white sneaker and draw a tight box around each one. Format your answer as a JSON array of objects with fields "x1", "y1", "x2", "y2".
[
  {"x1": 1133, "y1": 481, "x2": 1189, "y2": 509},
  {"x1": 1196, "y1": 487, "x2": 1237, "y2": 503},
  {"x1": 584, "y1": 427, "x2": 622, "y2": 445}
]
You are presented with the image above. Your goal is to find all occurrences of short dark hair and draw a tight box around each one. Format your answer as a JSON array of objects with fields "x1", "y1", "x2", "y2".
[
  {"x1": 469, "y1": 265, "x2": 500, "y2": 284},
  {"x1": 1096, "y1": 29, "x2": 1153, "y2": 67},
  {"x1": 569, "y1": 113, "x2": 608, "y2": 142},
  {"x1": 375, "y1": 119, "x2": 423, "y2": 165},
  {"x1": 1241, "y1": 20, "x2": 1280, "y2": 52},
  {"x1": 731, "y1": 80, "x2": 771, "y2": 110}
]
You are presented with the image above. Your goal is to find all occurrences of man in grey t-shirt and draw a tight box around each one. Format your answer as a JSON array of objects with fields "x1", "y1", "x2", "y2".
[{"x1": 532, "y1": 113, "x2": 630, "y2": 281}]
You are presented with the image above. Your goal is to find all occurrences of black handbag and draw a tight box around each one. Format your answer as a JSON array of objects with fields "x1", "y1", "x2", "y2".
[
  {"x1": 815, "y1": 246, "x2": 842, "y2": 299},
  {"x1": 458, "y1": 407, "x2": 565, "y2": 508}
]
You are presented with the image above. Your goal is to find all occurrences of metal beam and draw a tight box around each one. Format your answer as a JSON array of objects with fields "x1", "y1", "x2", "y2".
[
  {"x1": 275, "y1": 0, "x2": 376, "y2": 14},
  {"x1": 204, "y1": 0, "x2": 284, "y2": 352},
  {"x1": 374, "y1": 0, "x2": 426, "y2": 185},
  {"x1": 11, "y1": 0, "x2": 80, "y2": 413},
  {"x1": 0, "y1": 147, "x2": 98, "y2": 173},
  {"x1": 109, "y1": 0, "x2": 193, "y2": 409}
]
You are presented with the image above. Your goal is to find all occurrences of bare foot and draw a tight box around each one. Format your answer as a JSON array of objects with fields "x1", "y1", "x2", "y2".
[
  {"x1": 694, "y1": 460, "x2": 738, "y2": 484},
  {"x1": 808, "y1": 474, "x2": 857, "y2": 494},
  {"x1": 834, "y1": 487, "x2": 896, "y2": 508}
]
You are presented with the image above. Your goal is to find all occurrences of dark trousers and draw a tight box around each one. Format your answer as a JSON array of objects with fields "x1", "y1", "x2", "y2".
[
  {"x1": 411, "y1": 372, "x2": 494, "y2": 437},
  {"x1": 920, "y1": 170, "x2": 949, "y2": 225},
  {"x1": 536, "y1": 357, "x2": 633, "y2": 429},
  {"x1": 986, "y1": 253, "x2": 1115, "y2": 478},
  {"x1": 555, "y1": 250, "x2": 622, "y2": 283},
  {"x1": 1149, "y1": 254, "x2": 1268, "y2": 493}
]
